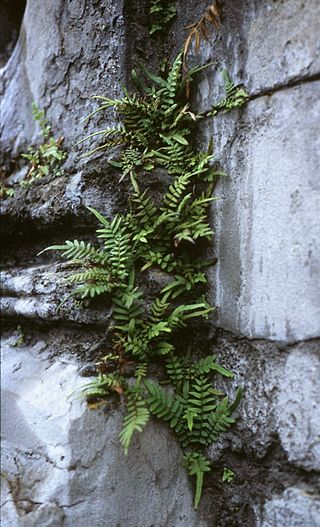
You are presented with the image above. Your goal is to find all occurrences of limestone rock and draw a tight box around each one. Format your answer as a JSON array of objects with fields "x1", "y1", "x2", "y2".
[
  {"x1": 260, "y1": 486, "x2": 320, "y2": 527},
  {"x1": 204, "y1": 83, "x2": 320, "y2": 342},
  {"x1": 1, "y1": 333, "x2": 205, "y2": 527},
  {"x1": 276, "y1": 344, "x2": 320, "y2": 471}
]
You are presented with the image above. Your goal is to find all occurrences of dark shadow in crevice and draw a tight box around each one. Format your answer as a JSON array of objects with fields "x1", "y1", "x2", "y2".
[{"x1": 0, "y1": 0, "x2": 26, "y2": 67}]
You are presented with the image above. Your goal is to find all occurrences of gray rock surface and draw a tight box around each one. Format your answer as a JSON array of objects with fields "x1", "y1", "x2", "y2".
[
  {"x1": 1, "y1": 0, "x2": 320, "y2": 526},
  {"x1": 1, "y1": 263, "x2": 112, "y2": 325},
  {"x1": 260, "y1": 486, "x2": 320, "y2": 527},
  {"x1": 206, "y1": 336, "x2": 320, "y2": 470},
  {"x1": 195, "y1": 0, "x2": 320, "y2": 343},
  {"x1": 196, "y1": 0, "x2": 320, "y2": 94},
  {"x1": 276, "y1": 344, "x2": 320, "y2": 472},
  {"x1": 1, "y1": 333, "x2": 205, "y2": 527},
  {"x1": 0, "y1": 0, "x2": 125, "y2": 166},
  {"x1": 202, "y1": 83, "x2": 320, "y2": 342}
]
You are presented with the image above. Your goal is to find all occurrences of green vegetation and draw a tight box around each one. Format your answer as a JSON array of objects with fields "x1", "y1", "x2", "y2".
[
  {"x1": 0, "y1": 183, "x2": 15, "y2": 199},
  {"x1": 222, "y1": 467, "x2": 235, "y2": 483},
  {"x1": 21, "y1": 102, "x2": 66, "y2": 187},
  {"x1": 149, "y1": 0, "x2": 177, "y2": 35},
  {"x1": 42, "y1": 51, "x2": 247, "y2": 508}
]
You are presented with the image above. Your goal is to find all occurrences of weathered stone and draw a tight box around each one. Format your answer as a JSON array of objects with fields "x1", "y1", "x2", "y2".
[
  {"x1": 0, "y1": 167, "x2": 124, "y2": 241},
  {"x1": 200, "y1": 82, "x2": 320, "y2": 343},
  {"x1": 1, "y1": 264, "x2": 112, "y2": 326},
  {"x1": 193, "y1": 1, "x2": 320, "y2": 344},
  {"x1": 260, "y1": 486, "x2": 320, "y2": 527},
  {"x1": 1, "y1": 0, "x2": 320, "y2": 525},
  {"x1": 1, "y1": 333, "x2": 206, "y2": 527},
  {"x1": 245, "y1": 0, "x2": 320, "y2": 93},
  {"x1": 206, "y1": 335, "x2": 284, "y2": 459},
  {"x1": 195, "y1": 0, "x2": 320, "y2": 97},
  {"x1": 276, "y1": 344, "x2": 320, "y2": 471},
  {"x1": 0, "y1": 0, "x2": 126, "y2": 167}
]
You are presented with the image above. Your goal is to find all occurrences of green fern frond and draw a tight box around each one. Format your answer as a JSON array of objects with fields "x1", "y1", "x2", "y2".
[
  {"x1": 96, "y1": 215, "x2": 132, "y2": 279},
  {"x1": 167, "y1": 302, "x2": 214, "y2": 330},
  {"x1": 159, "y1": 53, "x2": 183, "y2": 112},
  {"x1": 132, "y1": 189, "x2": 158, "y2": 226},
  {"x1": 145, "y1": 380, "x2": 185, "y2": 432},
  {"x1": 149, "y1": 296, "x2": 170, "y2": 321},
  {"x1": 39, "y1": 240, "x2": 97, "y2": 260},
  {"x1": 208, "y1": 71, "x2": 248, "y2": 117},
  {"x1": 206, "y1": 397, "x2": 236, "y2": 442},
  {"x1": 81, "y1": 373, "x2": 122, "y2": 400},
  {"x1": 154, "y1": 340, "x2": 175, "y2": 356},
  {"x1": 119, "y1": 388, "x2": 150, "y2": 454},
  {"x1": 135, "y1": 363, "x2": 148, "y2": 383},
  {"x1": 183, "y1": 452, "x2": 211, "y2": 509},
  {"x1": 163, "y1": 172, "x2": 193, "y2": 210},
  {"x1": 149, "y1": 0, "x2": 177, "y2": 35},
  {"x1": 165, "y1": 354, "x2": 185, "y2": 388},
  {"x1": 195, "y1": 355, "x2": 234, "y2": 378}
]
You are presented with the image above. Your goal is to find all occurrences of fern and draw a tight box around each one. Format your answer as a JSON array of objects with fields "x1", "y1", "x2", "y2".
[
  {"x1": 119, "y1": 389, "x2": 150, "y2": 454},
  {"x1": 43, "y1": 49, "x2": 247, "y2": 509},
  {"x1": 165, "y1": 354, "x2": 185, "y2": 388},
  {"x1": 119, "y1": 364, "x2": 149, "y2": 453},
  {"x1": 145, "y1": 380, "x2": 185, "y2": 431},
  {"x1": 145, "y1": 353, "x2": 243, "y2": 505},
  {"x1": 96, "y1": 214, "x2": 132, "y2": 280},
  {"x1": 149, "y1": 0, "x2": 177, "y2": 35},
  {"x1": 81, "y1": 373, "x2": 123, "y2": 401},
  {"x1": 39, "y1": 240, "x2": 99, "y2": 261},
  {"x1": 207, "y1": 71, "x2": 248, "y2": 117},
  {"x1": 145, "y1": 373, "x2": 241, "y2": 448},
  {"x1": 195, "y1": 355, "x2": 234, "y2": 377},
  {"x1": 183, "y1": 452, "x2": 211, "y2": 509}
]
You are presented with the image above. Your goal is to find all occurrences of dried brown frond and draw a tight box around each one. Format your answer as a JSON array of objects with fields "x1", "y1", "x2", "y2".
[{"x1": 183, "y1": 1, "x2": 221, "y2": 67}]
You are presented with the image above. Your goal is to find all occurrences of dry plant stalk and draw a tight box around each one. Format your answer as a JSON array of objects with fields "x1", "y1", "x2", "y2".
[{"x1": 183, "y1": 2, "x2": 221, "y2": 71}]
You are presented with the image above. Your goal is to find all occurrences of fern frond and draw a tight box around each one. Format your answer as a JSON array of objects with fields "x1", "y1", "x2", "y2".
[
  {"x1": 153, "y1": 340, "x2": 175, "y2": 356},
  {"x1": 208, "y1": 71, "x2": 248, "y2": 117},
  {"x1": 132, "y1": 189, "x2": 158, "y2": 226},
  {"x1": 135, "y1": 362, "x2": 148, "y2": 383},
  {"x1": 165, "y1": 354, "x2": 185, "y2": 388},
  {"x1": 97, "y1": 215, "x2": 132, "y2": 279},
  {"x1": 183, "y1": 452, "x2": 211, "y2": 509},
  {"x1": 119, "y1": 388, "x2": 150, "y2": 454},
  {"x1": 145, "y1": 380, "x2": 186, "y2": 432},
  {"x1": 161, "y1": 272, "x2": 207, "y2": 299},
  {"x1": 39, "y1": 240, "x2": 98, "y2": 260},
  {"x1": 206, "y1": 397, "x2": 236, "y2": 442},
  {"x1": 120, "y1": 334, "x2": 150, "y2": 359},
  {"x1": 149, "y1": 0, "x2": 177, "y2": 35},
  {"x1": 195, "y1": 355, "x2": 234, "y2": 378},
  {"x1": 81, "y1": 373, "x2": 123, "y2": 400},
  {"x1": 75, "y1": 283, "x2": 112, "y2": 299},
  {"x1": 149, "y1": 296, "x2": 170, "y2": 322},
  {"x1": 159, "y1": 53, "x2": 183, "y2": 113},
  {"x1": 167, "y1": 302, "x2": 214, "y2": 330},
  {"x1": 163, "y1": 172, "x2": 193, "y2": 210},
  {"x1": 113, "y1": 289, "x2": 145, "y2": 335}
]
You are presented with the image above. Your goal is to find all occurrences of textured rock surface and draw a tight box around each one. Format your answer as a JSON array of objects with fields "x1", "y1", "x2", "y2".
[
  {"x1": 204, "y1": 83, "x2": 320, "y2": 342},
  {"x1": 1, "y1": 333, "x2": 204, "y2": 527},
  {"x1": 196, "y1": 0, "x2": 320, "y2": 342},
  {"x1": 1, "y1": 263, "x2": 112, "y2": 325},
  {"x1": 0, "y1": 0, "x2": 126, "y2": 163},
  {"x1": 1, "y1": 0, "x2": 320, "y2": 526},
  {"x1": 276, "y1": 344, "x2": 320, "y2": 472},
  {"x1": 260, "y1": 486, "x2": 320, "y2": 527}
]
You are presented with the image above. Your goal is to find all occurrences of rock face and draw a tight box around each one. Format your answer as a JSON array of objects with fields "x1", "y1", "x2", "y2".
[
  {"x1": 1, "y1": 333, "x2": 203, "y2": 527},
  {"x1": 1, "y1": 1, "x2": 319, "y2": 526}
]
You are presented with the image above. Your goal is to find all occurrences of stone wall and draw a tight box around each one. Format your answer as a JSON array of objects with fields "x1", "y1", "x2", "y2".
[{"x1": 1, "y1": 1, "x2": 319, "y2": 526}]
